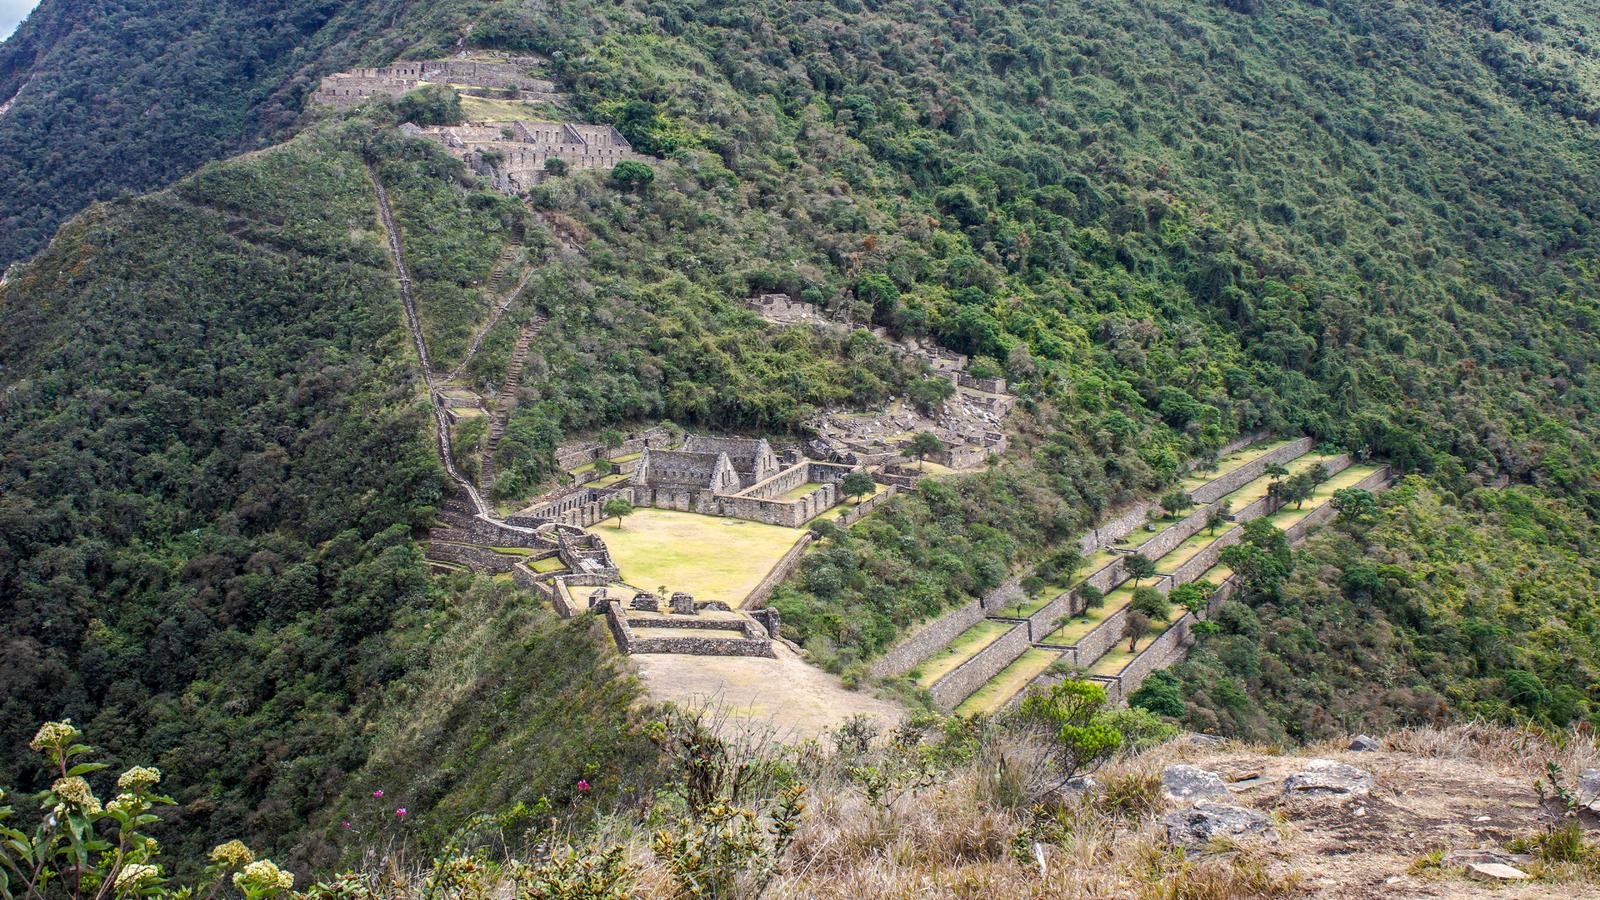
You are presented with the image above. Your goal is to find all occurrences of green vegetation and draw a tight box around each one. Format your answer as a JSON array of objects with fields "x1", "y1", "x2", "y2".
[
  {"x1": 0, "y1": 0, "x2": 481, "y2": 266},
  {"x1": 1146, "y1": 478, "x2": 1600, "y2": 739},
  {"x1": 955, "y1": 648, "x2": 1064, "y2": 716},
  {"x1": 0, "y1": 118, "x2": 648, "y2": 874}
]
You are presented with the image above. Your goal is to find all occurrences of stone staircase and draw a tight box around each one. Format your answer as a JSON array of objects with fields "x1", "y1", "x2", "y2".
[
  {"x1": 479, "y1": 314, "x2": 546, "y2": 489},
  {"x1": 484, "y1": 243, "x2": 519, "y2": 294}
]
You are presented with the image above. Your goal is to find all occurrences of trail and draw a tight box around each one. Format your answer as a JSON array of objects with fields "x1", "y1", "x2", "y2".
[
  {"x1": 447, "y1": 260, "x2": 538, "y2": 382},
  {"x1": 368, "y1": 166, "x2": 496, "y2": 520}
]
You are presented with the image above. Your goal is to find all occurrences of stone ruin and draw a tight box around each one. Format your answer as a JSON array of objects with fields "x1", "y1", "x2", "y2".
[
  {"x1": 311, "y1": 51, "x2": 655, "y2": 195},
  {"x1": 310, "y1": 52, "x2": 560, "y2": 107},
  {"x1": 406, "y1": 121, "x2": 651, "y2": 194},
  {"x1": 627, "y1": 435, "x2": 857, "y2": 528}
]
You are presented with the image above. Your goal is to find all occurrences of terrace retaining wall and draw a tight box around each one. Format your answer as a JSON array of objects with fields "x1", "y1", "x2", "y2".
[
  {"x1": 741, "y1": 533, "x2": 815, "y2": 610},
  {"x1": 928, "y1": 621, "x2": 1031, "y2": 708},
  {"x1": 1189, "y1": 436, "x2": 1314, "y2": 505},
  {"x1": 869, "y1": 599, "x2": 986, "y2": 678}
]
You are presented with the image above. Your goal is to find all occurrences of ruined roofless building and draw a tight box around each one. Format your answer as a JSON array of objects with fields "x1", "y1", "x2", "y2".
[
  {"x1": 309, "y1": 56, "x2": 558, "y2": 107},
  {"x1": 628, "y1": 437, "x2": 780, "y2": 499}
]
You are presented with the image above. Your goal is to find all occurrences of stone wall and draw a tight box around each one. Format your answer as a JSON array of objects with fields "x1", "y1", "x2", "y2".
[
  {"x1": 554, "y1": 425, "x2": 673, "y2": 470},
  {"x1": 1190, "y1": 436, "x2": 1314, "y2": 505},
  {"x1": 1025, "y1": 589, "x2": 1079, "y2": 641},
  {"x1": 1168, "y1": 525, "x2": 1242, "y2": 587},
  {"x1": 1134, "y1": 503, "x2": 1216, "y2": 562},
  {"x1": 1076, "y1": 502, "x2": 1157, "y2": 555},
  {"x1": 928, "y1": 622, "x2": 1031, "y2": 708},
  {"x1": 837, "y1": 486, "x2": 899, "y2": 526},
  {"x1": 868, "y1": 599, "x2": 985, "y2": 678},
  {"x1": 741, "y1": 533, "x2": 816, "y2": 609},
  {"x1": 424, "y1": 542, "x2": 523, "y2": 573},
  {"x1": 605, "y1": 602, "x2": 775, "y2": 657}
]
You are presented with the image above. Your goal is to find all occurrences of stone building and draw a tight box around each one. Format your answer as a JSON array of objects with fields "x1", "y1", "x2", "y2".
[{"x1": 409, "y1": 121, "x2": 651, "y2": 193}]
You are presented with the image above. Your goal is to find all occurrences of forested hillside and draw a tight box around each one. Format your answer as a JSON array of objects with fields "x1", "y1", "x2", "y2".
[
  {"x1": 0, "y1": 0, "x2": 486, "y2": 266},
  {"x1": 3, "y1": 0, "x2": 1600, "y2": 876}
]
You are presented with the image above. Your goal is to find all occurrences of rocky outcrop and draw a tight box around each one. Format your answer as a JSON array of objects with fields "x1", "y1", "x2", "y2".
[
  {"x1": 1282, "y1": 759, "x2": 1373, "y2": 798},
  {"x1": 1163, "y1": 802, "x2": 1271, "y2": 848},
  {"x1": 1161, "y1": 765, "x2": 1230, "y2": 803}
]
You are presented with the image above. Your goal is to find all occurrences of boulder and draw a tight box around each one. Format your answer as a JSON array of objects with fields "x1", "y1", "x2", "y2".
[
  {"x1": 1163, "y1": 802, "x2": 1271, "y2": 848},
  {"x1": 1348, "y1": 734, "x2": 1381, "y2": 752},
  {"x1": 1465, "y1": 862, "x2": 1531, "y2": 882},
  {"x1": 1282, "y1": 759, "x2": 1373, "y2": 798},
  {"x1": 1162, "y1": 765, "x2": 1230, "y2": 803}
]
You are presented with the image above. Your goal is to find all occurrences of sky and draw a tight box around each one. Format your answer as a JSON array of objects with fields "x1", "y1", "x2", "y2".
[{"x1": 1, "y1": 0, "x2": 40, "y2": 41}]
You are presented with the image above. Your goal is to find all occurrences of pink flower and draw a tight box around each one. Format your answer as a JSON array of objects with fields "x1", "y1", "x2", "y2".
[
  {"x1": 342, "y1": 821, "x2": 351, "y2": 830},
  {"x1": 395, "y1": 808, "x2": 408, "y2": 817},
  {"x1": 577, "y1": 779, "x2": 591, "y2": 793},
  {"x1": 372, "y1": 789, "x2": 384, "y2": 798}
]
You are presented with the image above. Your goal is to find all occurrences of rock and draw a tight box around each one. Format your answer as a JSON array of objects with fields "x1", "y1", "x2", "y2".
[
  {"x1": 1579, "y1": 768, "x2": 1600, "y2": 802},
  {"x1": 1348, "y1": 734, "x2": 1381, "y2": 752},
  {"x1": 1465, "y1": 862, "x2": 1531, "y2": 881},
  {"x1": 1187, "y1": 733, "x2": 1226, "y2": 748},
  {"x1": 1282, "y1": 759, "x2": 1373, "y2": 798},
  {"x1": 1163, "y1": 802, "x2": 1271, "y2": 848},
  {"x1": 1162, "y1": 765, "x2": 1231, "y2": 803}
]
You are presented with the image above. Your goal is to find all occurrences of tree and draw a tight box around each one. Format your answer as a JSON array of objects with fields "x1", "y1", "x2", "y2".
[
  {"x1": 1283, "y1": 471, "x2": 1316, "y2": 508},
  {"x1": 1207, "y1": 500, "x2": 1232, "y2": 534},
  {"x1": 544, "y1": 157, "x2": 569, "y2": 176},
  {"x1": 395, "y1": 84, "x2": 461, "y2": 125},
  {"x1": 602, "y1": 497, "x2": 634, "y2": 529},
  {"x1": 1332, "y1": 487, "x2": 1378, "y2": 527},
  {"x1": 1123, "y1": 610, "x2": 1153, "y2": 652},
  {"x1": 1123, "y1": 553, "x2": 1157, "y2": 588},
  {"x1": 840, "y1": 471, "x2": 876, "y2": 503},
  {"x1": 1129, "y1": 670, "x2": 1186, "y2": 718},
  {"x1": 610, "y1": 160, "x2": 655, "y2": 192},
  {"x1": 1169, "y1": 582, "x2": 1215, "y2": 620},
  {"x1": 1129, "y1": 586, "x2": 1171, "y2": 621},
  {"x1": 1160, "y1": 490, "x2": 1193, "y2": 518},
  {"x1": 1017, "y1": 679, "x2": 1123, "y2": 791},
  {"x1": 1265, "y1": 462, "x2": 1289, "y2": 482},
  {"x1": 1039, "y1": 547, "x2": 1084, "y2": 585},
  {"x1": 1219, "y1": 518, "x2": 1294, "y2": 598},
  {"x1": 1076, "y1": 585, "x2": 1106, "y2": 611},
  {"x1": 907, "y1": 432, "x2": 945, "y2": 470}
]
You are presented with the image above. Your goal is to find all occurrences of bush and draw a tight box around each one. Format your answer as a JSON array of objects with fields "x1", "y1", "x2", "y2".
[{"x1": 396, "y1": 85, "x2": 462, "y2": 125}]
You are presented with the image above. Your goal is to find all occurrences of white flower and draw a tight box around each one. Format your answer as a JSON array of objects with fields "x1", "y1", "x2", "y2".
[
  {"x1": 115, "y1": 863, "x2": 160, "y2": 889},
  {"x1": 116, "y1": 766, "x2": 161, "y2": 791},
  {"x1": 233, "y1": 859, "x2": 295, "y2": 894}
]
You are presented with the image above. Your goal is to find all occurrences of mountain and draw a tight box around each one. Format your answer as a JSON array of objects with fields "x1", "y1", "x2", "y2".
[
  {"x1": 0, "y1": 0, "x2": 481, "y2": 266},
  {"x1": 2, "y1": 0, "x2": 1599, "y2": 886}
]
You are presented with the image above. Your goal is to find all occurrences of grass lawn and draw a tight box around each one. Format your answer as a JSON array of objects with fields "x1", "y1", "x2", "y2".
[
  {"x1": 1154, "y1": 529, "x2": 1226, "y2": 574},
  {"x1": 1264, "y1": 464, "x2": 1384, "y2": 531},
  {"x1": 913, "y1": 620, "x2": 1015, "y2": 687},
  {"x1": 995, "y1": 579, "x2": 1073, "y2": 618},
  {"x1": 1194, "y1": 563, "x2": 1233, "y2": 587},
  {"x1": 775, "y1": 481, "x2": 825, "y2": 502},
  {"x1": 955, "y1": 649, "x2": 1063, "y2": 716},
  {"x1": 591, "y1": 508, "x2": 807, "y2": 605},
  {"x1": 629, "y1": 625, "x2": 747, "y2": 640},
  {"x1": 1043, "y1": 583, "x2": 1138, "y2": 644},
  {"x1": 1215, "y1": 453, "x2": 1339, "y2": 510},
  {"x1": 1176, "y1": 438, "x2": 1296, "y2": 494},
  {"x1": 527, "y1": 555, "x2": 565, "y2": 573},
  {"x1": 457, "y1": 94, "x2": 554, "y2": 121}
]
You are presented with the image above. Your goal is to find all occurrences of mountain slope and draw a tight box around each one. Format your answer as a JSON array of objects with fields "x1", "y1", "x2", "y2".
[{"x1": 0, "y1": 0, "x2": 485, "y2": 266}]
